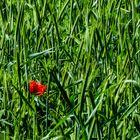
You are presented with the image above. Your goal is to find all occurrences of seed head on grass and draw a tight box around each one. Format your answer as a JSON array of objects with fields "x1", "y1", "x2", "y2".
[{"x1": 29, "y1": 80, "x2": 47, "y2": 96}]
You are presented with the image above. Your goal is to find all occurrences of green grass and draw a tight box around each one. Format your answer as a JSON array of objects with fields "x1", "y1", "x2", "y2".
[{"x1": 1, "y1": 0, "x2": 140, "y2": 139}]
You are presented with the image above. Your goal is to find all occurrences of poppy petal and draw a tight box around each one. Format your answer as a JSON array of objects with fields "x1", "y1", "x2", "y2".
[{"x1": 29, "y1": 80, "x2": 46, "y2": 96}]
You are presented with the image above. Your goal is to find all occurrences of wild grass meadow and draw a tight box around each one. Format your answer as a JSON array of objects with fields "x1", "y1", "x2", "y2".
[{"x1": 1, "y1": 0, "x2": 140, "y2": 139}]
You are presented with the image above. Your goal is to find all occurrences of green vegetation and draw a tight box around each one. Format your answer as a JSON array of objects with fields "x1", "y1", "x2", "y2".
[{"x1": 1, "y1": 0, "x2": 140, "y2": 139}]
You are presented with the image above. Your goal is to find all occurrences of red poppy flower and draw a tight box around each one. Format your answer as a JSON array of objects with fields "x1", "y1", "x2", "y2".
[{"x1": 29, "y1": 80, "x2": 46, "y2": 96}]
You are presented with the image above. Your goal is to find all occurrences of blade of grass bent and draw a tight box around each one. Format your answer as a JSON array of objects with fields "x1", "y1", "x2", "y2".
[
  {"x1": 51, "y1": 71, "x2": 72, "y2": 108},
  {"x1": 13, "y1": 85, "x2": 35, "y2": 112}
]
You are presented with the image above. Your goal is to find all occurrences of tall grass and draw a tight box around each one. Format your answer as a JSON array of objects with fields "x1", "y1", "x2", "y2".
[{"x1": 0, "y1": 0, "x2": 140, "y2": 139}]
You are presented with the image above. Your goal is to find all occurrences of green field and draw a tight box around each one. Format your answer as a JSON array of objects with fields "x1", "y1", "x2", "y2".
[{"x1": 1, "y1": 0, "x2": 140, "y2": 139}]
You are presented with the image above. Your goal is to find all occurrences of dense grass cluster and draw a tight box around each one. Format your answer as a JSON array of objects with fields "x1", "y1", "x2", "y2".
[{"x1": 1, "y1": 0, "x2": 140, "y2": 139}]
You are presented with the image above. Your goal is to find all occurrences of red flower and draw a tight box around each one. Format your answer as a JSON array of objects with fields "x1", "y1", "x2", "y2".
[{"x1": 29, "y1": 80, "x2": 46, "y2": 96}]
